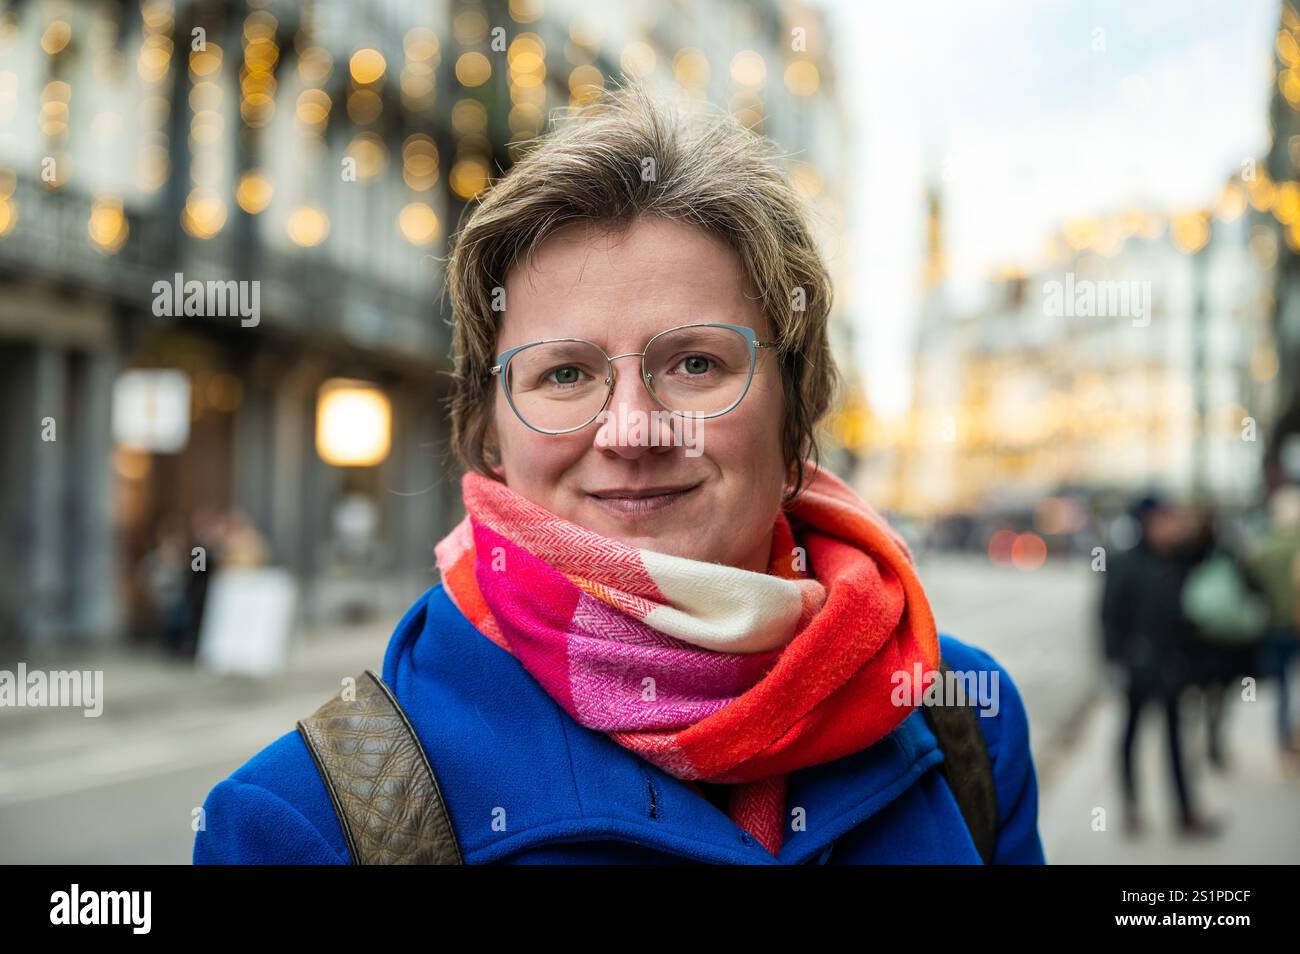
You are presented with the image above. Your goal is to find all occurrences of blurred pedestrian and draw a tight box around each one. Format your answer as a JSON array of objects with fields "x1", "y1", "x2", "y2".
[
  {"x1": 139, "y1": 516, "x2": 191, "y2": 657},
  {"x1": 1100, "y1": 494, "x2": 1219, "y2": 837},
  {"x1": 1242, "y1": 485, "x2": 1300, "y2": 768},
  {"x1": 1178, "y1": 505, "x2": 1268, "y2": 772}
]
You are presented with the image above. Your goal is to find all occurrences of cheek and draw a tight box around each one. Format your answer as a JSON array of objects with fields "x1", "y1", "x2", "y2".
[
  {"x1": 703, "y1": 388, "x2": 784, "y2": 468},
  {"x1": 493, "y1": 396, "x2": 584, "y2": 478}
]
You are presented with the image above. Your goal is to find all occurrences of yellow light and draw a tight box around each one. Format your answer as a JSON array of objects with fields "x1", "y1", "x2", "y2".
[
  {"x1": 621, "y1": 42, "x2": 656, "y2": 79},
  {"x1": 398, "y1": 201, "x2": 441, "y2": 246},
  {"x1": 733, "y1": 106, "x2": 763, "y2": 130},
  {"x1": 449, "y1": 157, "x2": 490, "y2": 200},
  {"x1": 345, "y1": 133, "x2": 387, "y2": 179},
  {"x1": 509, "y1": 0, "x2": 543, "y2": 23},
  {"x1": 1252, "y1": 345, "x2": 1279, "y2": 383},
  {"x1": 235, "y1": 170, "x2": 272, "y2": 214},
  {"x1": 350, "y1": 48, "x2": 387, "y2": 85},
  {"x1": 730, "y1": 50, "x2": 766, "y2": 87},
  {"x1": 1247, "y1": 173, "x2": 1275, "y2": 211},
  {"x1": 404, "y1": 27, "x2": 439, "y2": 62},
  {"x1": 287, "y1": 205, "x2": 329, "y2": 246},
  {"x1": 347, "y1": 89, "x2": 383, "y2": 124},
  {"x1": 452, "y1": 98, "x2": 487, "y2": 134},
  {"x1": 453, "y1": 10, "x2": 489, "y2": 45},
  {"x1": 243, "y1": 11, "x2": 277, "y2": 44},
  {"x1": 189, "y1": 81, "x2": 222, "y2": 111},
  {"x1": 455, "y1": 51, "x2": 492, "y2": 87},
  {"x1": 316, "y1": 380, "x2": 391, "y2": 467},
  {"x1": 672, "y1": 49, "x2": 709, "y2": 90},
  {"x1": 789, "y1": 161, "x2": 823, "y2": 198},
  {"x1": 1274, "y1": 181, "x2": 1300, "y2": 224},
  {"x1": 1170, "y1": 211, "x2": 1210, "y2": 253},
  {"x1": 568, "y1": 65, "x2": 604, "y2": 104},
  {"x1": 1062, "y1": 217, "x2": 1099, "y2": 250},
  {"x1": 298, "y1": 46, "x2": 332, "y2": 84},
  {"x1": 1286, "y1": 219, "x2": 1300, "y2": 252},
  {"x1": 88, "y1": 197, "x2": 128, "y2": 253},
  {"x1": 0, "y1": 195, "x2": 17, "y2": 237},
  {"x1": 402, "y1": 134, "x2": 439, "y2": 190},
  {"x1": 508, "y1": 102, "x2": 543, "y2": 136},
  {"x1": 1216, "y1": 182, "x2": 1247, "y2": 222},
  {"x1": 244, "y1": 39, "x2": 280, "y2": 72},
  {"x1": 189, "y1": 44, "x2": 222, "y2": 77},
  {"x1": 401, "y1": 64, "x2": 435, "y2": 100},
  {"x1": 1282, "y1": 68, "x2": 1300, "y2": 106},
  {"x1": 138, "y1": 40, "x2": 171, "y2": 83},
  {"x1": 240, "y1": 92, "x2": 275, "y2": 127},
  {"x1": 784, "y1": 61, "x2": 819, "y2": 96},
  {"x1": 296, "y1": 88, "x2": 331, "y2": 125},
  {"x1": 182, "y1": 189, "x2": 227, "y2": 239},
  {"x1": 507, "y1": 34, "x2": 546, "y2": 65},
  {"x1": 510, "y1": 50, "x2": 546, "y2": 87},
  {"x1": 42, "y1": 80, "x2": 71, "y2": 102},
  {"x1": 41, "y1": 20, "x2": 71, "y2": 55},
  {"x1": 509, "y1": 82, "x2": 545, "y2": 108},
  {"x1": 1279, "y1": 30, "x2": 1300, "y2": 67}
]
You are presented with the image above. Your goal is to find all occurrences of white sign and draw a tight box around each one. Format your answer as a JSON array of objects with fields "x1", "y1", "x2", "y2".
[
  {"x1": 197, "y1": 567, "x2": 298, "y2": 678},
  {"x1": 112, "y1": 369, "x2": 190, "y2": 453}
]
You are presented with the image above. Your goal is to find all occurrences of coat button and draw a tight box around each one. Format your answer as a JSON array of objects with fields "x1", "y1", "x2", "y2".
[{"x1": 739, "y1": 830, "x2": 754, "y2": 846}]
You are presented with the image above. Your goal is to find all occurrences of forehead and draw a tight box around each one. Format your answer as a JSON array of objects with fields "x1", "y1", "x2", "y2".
[{"x1": 499, "y1": 217, "x2": 758, "y2": 344}]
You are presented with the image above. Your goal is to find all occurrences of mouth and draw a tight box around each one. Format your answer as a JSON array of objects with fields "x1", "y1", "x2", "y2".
[{"x1": 585, "y1": 482, "x2": 703, "y2": 518}]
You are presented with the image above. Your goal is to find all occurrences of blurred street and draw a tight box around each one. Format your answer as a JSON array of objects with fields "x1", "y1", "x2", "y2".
[
  {"x1": 3, "y1": 552, "x2": 1292, "y2": 864},
  {"x1": 0, "y1": 617, "x2": 392, "y2": 864},
  {"x1": 921, "y1": 552, "x2": 1300, "y2": 864}
]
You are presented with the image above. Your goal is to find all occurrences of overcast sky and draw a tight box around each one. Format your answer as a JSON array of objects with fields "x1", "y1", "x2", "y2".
[{"x1": 818, "y1": 0, "x2": 1278, "y2": 417}]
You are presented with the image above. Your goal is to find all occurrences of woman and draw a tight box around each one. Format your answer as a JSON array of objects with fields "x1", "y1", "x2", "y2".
[{"x1": 194, "y1": 86, "x2": 1045, "y2": 865}]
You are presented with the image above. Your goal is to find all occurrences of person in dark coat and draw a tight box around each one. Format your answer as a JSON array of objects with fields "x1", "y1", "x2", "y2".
[{"x1": 1100, "y1": 495, "x2": 1219, "y2": 837}]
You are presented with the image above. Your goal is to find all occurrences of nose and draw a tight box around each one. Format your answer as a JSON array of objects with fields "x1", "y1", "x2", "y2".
[{"x1": 592, "y1": 355, "x2": 676, "y2": 458}]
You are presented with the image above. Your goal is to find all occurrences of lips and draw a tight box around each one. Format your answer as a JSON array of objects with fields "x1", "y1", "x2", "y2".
[
  {"x1": 586, "y1": 482, "x2": 703, "y2": 517},
  {"x1": 588, "y1": 483, "x2": 702, "y2": 499}
]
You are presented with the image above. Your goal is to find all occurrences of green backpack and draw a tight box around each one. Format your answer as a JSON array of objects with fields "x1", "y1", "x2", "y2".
[{"x1": 1181, "y1": 550, "x2": 1269, "y2": 645}]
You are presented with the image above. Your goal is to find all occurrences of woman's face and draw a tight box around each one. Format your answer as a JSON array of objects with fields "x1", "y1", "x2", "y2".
[{"x1": 490, "y1": 216, "x2": 787, "y2": 572}]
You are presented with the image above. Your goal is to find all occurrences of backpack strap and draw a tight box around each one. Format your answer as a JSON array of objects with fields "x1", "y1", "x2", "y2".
[
  {"x1": 297, "y1": 669, "x2": 463, "y2": 865},
  {"x1": 920, "y1": 656, "x2": 999, "y2": 864}
]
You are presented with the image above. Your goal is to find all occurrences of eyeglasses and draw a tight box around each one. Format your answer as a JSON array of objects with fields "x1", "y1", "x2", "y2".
[{"x1": 489, "y1": 322, "x2": 778, "y2": 435}]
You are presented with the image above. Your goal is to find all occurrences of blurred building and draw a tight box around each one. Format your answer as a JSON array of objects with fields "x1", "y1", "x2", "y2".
[
  {"x1": 893, "y1": 183, "x2": 1275, "y2": 518},
  {"x1": 1262, "y1": 0, "x2": 1300, "y2": 489},
  {"x1": 0, "y1": 0, "x2": 850, "y2": 651}
]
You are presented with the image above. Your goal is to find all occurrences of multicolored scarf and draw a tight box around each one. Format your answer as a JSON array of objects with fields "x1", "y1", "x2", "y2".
[{"x1": 433, "y1": 462, "x2": 939, "y2": 856}]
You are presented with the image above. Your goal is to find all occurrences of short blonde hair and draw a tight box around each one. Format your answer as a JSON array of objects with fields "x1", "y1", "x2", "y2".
[{"x1": 444, "y1": 83, "x2": 839, "y2": 502}]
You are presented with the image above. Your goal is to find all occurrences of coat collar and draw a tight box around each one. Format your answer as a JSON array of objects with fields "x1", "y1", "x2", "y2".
[{"x1": 383, "y1": 584, "x2": 944, "y2": 864}]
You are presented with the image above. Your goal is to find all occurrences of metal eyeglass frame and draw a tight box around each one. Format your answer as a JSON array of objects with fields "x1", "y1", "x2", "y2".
[{"x1": 489, "y1": 322, "x2": 778, "y2": 435}]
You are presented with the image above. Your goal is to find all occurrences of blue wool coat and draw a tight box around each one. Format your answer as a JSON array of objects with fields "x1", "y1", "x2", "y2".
[{"x1": 193, "y1": 582, "x2": 1047, "y2": 864}]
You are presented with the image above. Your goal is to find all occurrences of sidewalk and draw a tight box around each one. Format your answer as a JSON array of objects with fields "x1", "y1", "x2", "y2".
[
  {"x1": 0, "y1": 620, "x2": 394, "y2": 810},
  {"x1": 1039, "y1": 682, "x2": 1300, "y2": 863}
]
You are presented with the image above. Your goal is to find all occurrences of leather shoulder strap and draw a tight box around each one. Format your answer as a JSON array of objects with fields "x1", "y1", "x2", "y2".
[
  {"x1": 297, "y1": 669, "x2": 463, "y2": 865},
  {"x1": 920, "y1": 657, "x2": 999, "y2": 864}
]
